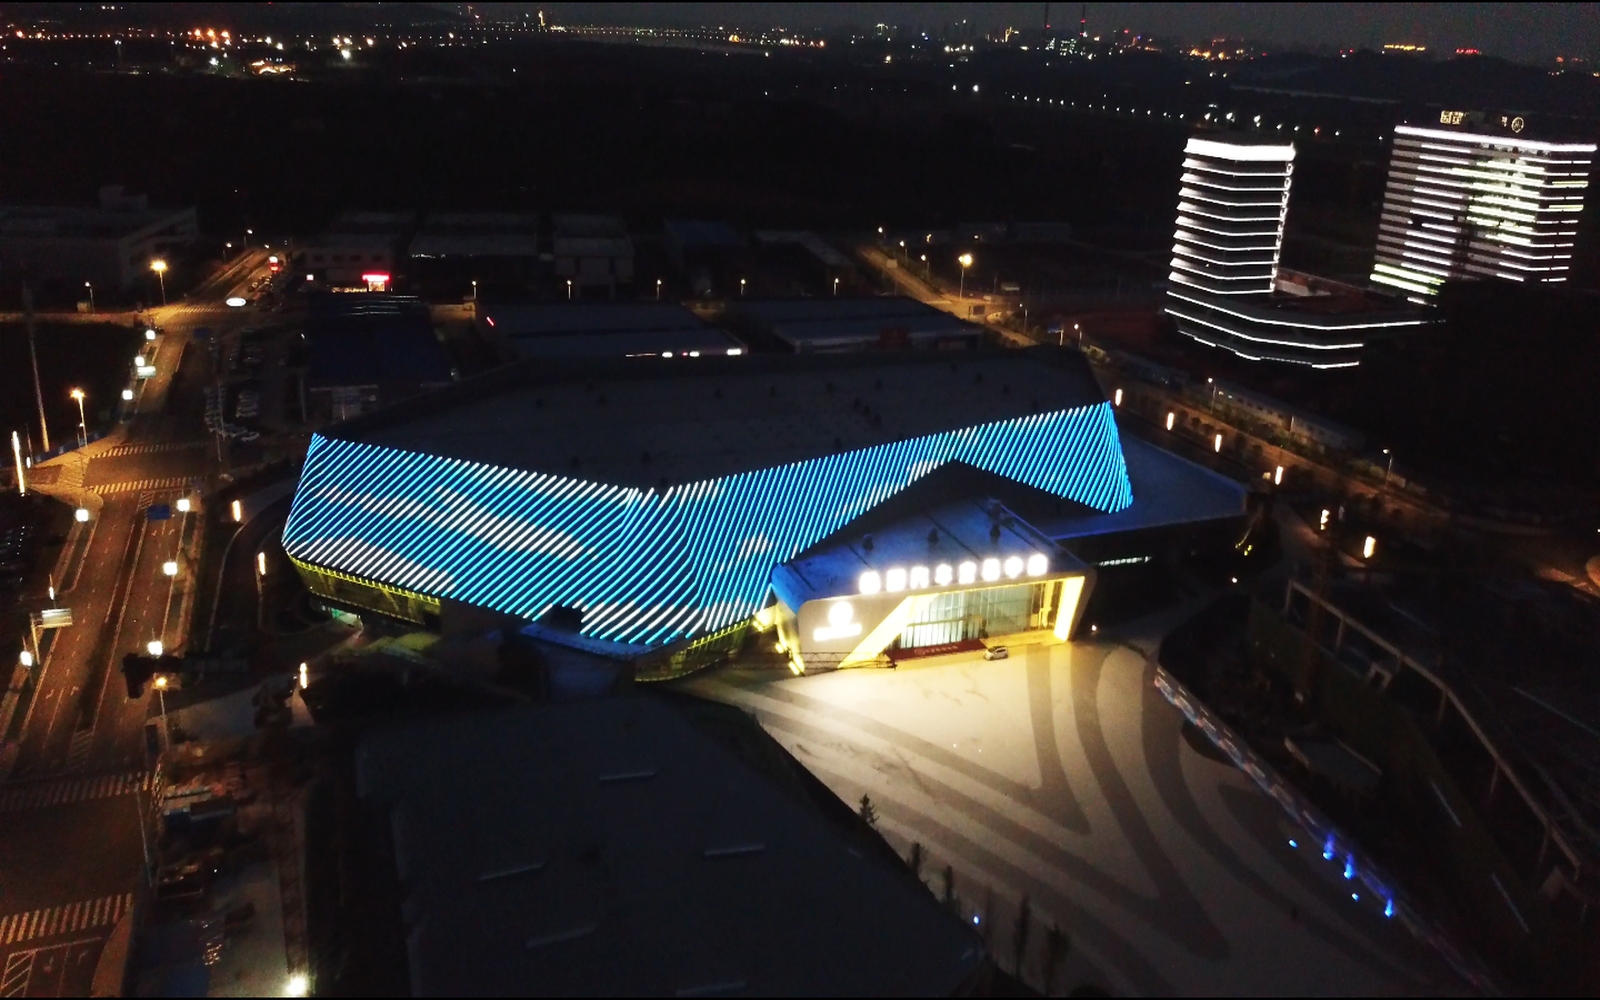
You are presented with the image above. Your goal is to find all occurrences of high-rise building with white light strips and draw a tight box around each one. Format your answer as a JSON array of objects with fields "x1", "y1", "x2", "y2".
[
  {"x1": 1370, "y1": 115, "x2": 1597, "y2": 301},
  {"x1": 1168, "y1": 136, "x2": 1295, "y2": 297},
  {"x1": 1165, "y1": 134, "x2": 1428, "y2": 368}
]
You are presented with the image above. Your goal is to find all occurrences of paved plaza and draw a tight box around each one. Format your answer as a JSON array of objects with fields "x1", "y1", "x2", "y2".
[{"x1": 684, "y1": 636, "x2": 1467, "y2": 995}]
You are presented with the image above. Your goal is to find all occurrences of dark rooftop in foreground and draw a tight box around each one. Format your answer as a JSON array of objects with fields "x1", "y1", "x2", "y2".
[
  {"x1": 356, "y1": 697, "x2": 986, "y2": 996},
  {"x1": 340, "y1": 348, "x2": 1108, "y2": 486}
]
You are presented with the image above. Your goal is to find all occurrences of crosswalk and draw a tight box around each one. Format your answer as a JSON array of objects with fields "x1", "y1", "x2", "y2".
[
  {"x1": 0, "y1": 772, "x2": 151, "y2": 814},
  {"x1": 64, "y1": 732, "x2": 92, "y2": 774},
  {"x1": 92, "y1": 476, "x2": 199, "y2": 496},
  {"x1": 94, "y1": 441, "x2": 207, "y2": 459},
  {"x1": 155, "y1": 303, "x2": 229, "y2": 320},
  {"x1": 0, "y1": 894, "x2": 132, "y2": 947}
]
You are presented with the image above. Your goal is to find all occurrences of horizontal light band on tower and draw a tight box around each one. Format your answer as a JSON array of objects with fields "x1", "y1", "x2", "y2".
[{"x1": 1184, "y1": 138, "x2": 1297, "y2": 162}]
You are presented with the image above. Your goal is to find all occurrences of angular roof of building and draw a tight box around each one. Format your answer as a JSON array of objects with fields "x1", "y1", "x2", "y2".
[
  {"x1": 304, "y1": 294, "x2": 454, "y2": 389},
  {"x1": 409, "y1": 212, "x2": 541, "y2": 258},
  {"x1": 481, "y1": 302, "x2": 745, "y2": 358},
  {"x1": 337, "y1": 348, "x2": 1108, "y2": 488},
  {"x1": 482, "y1": 302, "x2": 708, "y2": 336},
  {"x1": 735, "y1": 297, "x2": 984, "y2": 350},
  {"x1": 774, "y1": 496, "x2": 1085, "y2": 610},
  {"x1": 0, "y1": 204, "x2": 193, "y2": 240}
]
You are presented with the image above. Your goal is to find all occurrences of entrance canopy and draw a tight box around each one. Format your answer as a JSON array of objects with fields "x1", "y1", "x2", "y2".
[{"x1": 771, "y1": 499, "x2": 1093, "y2": 668}]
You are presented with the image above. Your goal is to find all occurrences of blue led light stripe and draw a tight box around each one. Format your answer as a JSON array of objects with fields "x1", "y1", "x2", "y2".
[{"x1": 284, "y1": 399, "x2": 1134, "y2": 645}]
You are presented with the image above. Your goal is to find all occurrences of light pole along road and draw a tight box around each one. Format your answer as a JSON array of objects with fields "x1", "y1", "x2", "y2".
[{"x1": 0, "y1": 249, "x2": 273, "y2": 995}]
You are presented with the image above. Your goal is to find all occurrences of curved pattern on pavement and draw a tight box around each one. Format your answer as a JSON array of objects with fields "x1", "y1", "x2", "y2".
[{"x1": 684, "y1": 642, "x2": 1464, "y2": 995}]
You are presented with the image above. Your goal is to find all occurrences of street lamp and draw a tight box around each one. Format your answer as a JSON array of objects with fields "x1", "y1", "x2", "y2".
[
  {"x1": 471, "y1": 279, "x2": 478, "y2": 302},
  {"x1": 739, "y1": 277, "x2": 747, "y2": 297},
  {"x1": 84, "y1": 281, "x2": 94, "y2": 312},
  {"x1": 832, "y1": 276, "x2": 839, "y2": 296},
  {"x1": 566, "y1": 279, "x2": 573, "y2": 301},
  {"x1": 12, "y1": 431, "x2": 25, "y2": 497},
  {"x1": 70, "y1": 388, "x2": 87, "y2": 447},
  {"x1": 656, "y1": 278, "x2": 663, "y2": 300},
  {"x1": 1382, "y1": 448, "x2": 1394, "y2": 488},
  {"x1": 147, "y1": 640, "x2": 164, "y2": 657},
  {"x1": 958, "y1": 252, "x2": 973, "y2": 298},
  {"x1": 152, "y1": 671, "x2": 169, "y2": 736},
  {"x1": 163, "y1": 560, "x2": 179, "y2": 577},
  {"x1": 149, "y1": 259, "x2": 168, "y2": 305}
]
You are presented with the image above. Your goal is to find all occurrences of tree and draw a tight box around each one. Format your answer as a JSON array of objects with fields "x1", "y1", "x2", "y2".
[
  {"x1": 1044, "y1": 923, "x2": 1071, "y2": 996},
  {"x1": 1013, "y1": 893, "x2": 1033, "y2": 977},
  {"x1": 858, "y1": 793, "x2": 878, "y2": 827}
]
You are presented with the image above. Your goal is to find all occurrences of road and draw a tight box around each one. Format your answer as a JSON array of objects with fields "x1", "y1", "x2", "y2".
[
  {"x1": 855, "y1": 244, "x2": 1034, "y2": 347},
  {"x1": 0, "y1": 249, "x2": 272, "y2": 995}
]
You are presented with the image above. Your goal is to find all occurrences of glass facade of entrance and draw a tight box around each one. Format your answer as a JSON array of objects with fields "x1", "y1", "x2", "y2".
[{"x1": 897, "y1": 581, "x2": 1050, "y2": 649}]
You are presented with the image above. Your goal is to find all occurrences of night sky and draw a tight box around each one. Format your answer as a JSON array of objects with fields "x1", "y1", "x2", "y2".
[{"x1": 520, "y1": 3, "x2": 1599, "y2": 66}]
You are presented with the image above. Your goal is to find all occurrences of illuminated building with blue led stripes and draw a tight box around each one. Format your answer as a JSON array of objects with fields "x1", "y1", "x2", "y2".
[
  {"x1": 284, "y1": 349, "x2": 1246, "y2": 672},
  {"x1": 284, "y1": 350, "x2": 1133, "y2": 647}
]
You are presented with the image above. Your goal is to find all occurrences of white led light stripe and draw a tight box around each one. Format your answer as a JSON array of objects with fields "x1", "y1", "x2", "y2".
[
  {"x1": 1395, "y1": 124, "x2": 1597, "y2": 155},
  {"x1": 1185, "y1": 138, "x2": 1296, "y2": 161},
  {"x1": 1165, "y1": 306, "x2": 1366, "y2": 350},
  {"x1": 1165, "y1": 291, "x2": 1425, "y2": 332}
]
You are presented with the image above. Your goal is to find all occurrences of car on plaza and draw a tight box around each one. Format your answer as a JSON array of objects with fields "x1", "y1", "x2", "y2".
[{"x1": 982, "y1": 645, "x2": 1009, "y2": 661}]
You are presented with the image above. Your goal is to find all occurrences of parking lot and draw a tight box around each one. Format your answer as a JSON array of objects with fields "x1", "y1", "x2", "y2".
[{"x1": 683, "y1": 633, "x2": 1465, "y2": 995}]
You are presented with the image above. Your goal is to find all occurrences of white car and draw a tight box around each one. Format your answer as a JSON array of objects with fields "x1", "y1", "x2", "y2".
[{"x1": 982, "y1": 646, "x2": 1009, "y2": 661}]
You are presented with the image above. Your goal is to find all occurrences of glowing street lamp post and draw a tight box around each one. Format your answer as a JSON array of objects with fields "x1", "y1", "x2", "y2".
[
  {"x1": 150, "y1": 259, "x2": 168, "y2": 305},
  {"x1": 12, "y1": 431, "x2": 25, "y2": 497},
  {"x1": 70, "y1": 388, "x2": 87, "y2": 448},
  {"x1": 84, "y1": 281, "x2": 94, "y2": 312},
  {"x1": 958, "y1": 253, "x2": 973, "y2": 299}
]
